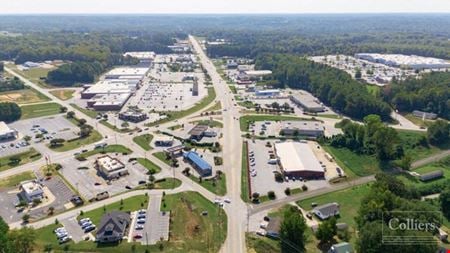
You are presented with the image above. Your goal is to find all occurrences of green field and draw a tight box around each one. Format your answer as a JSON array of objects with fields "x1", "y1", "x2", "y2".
[
  {"x1": 153, "y1": 151, "x2": 172, "y2": 166},
  {"x1": 397, "y1": 129, "x2": 449, "y2": 161},
  {"x1": 20, "y1": 102, "x2": 62, "y2": 119},
  {"x1": 49, "y1": 89, "x2": 75, "y2": 100},
  {"x1": 397, "y1": 156, "x2": 450, "y2": 186},
  {"x1": 366, "y1": 85, "x2": 381, "y2": 97},
  {"x1": 241, "y1": 142, "x2": 250, "y2": 202},
  {"x1": 147, "y1": 87, "x2": 216, "y2": 126},
  {"x1": 204, "y1": 101, "x2": 222, "y2": 112},
  {"x1": 237, "y1": 101, "x2": 255, "y2": 109},
  {"x1": 49, "y1": 130, "x2": 103, "y2": 152},
  {"x1": 297, "y1": 184, "x2": 372, "y2": 229},
  {"x1": 229, "y1": 85, "x2": 237, "y2": 94},
  {"x1": 132, "y1": 134, "x2": 153, "y2": 151},
  {"x1": 160, "y1": 191, "x2": 227, "y2": 253},
  {"x1": 0, "y1": 171, "x2": 35, "y2": 188},
  {"x1": 188, "y1": 174, "x2": 227, "y2": 196},
  {"x1": 154, "y1": 178, "x2": 182, "y2": 189},
  {"x1": 76, "y1": 144, "x2": 132, "y2": 159},
  {"x1": 70, "y1": 103, "x2": 98, "y2": 118},
  {"x1": 403, "y1": 114, "x2": 439, "y2": 128},
  {"x1": 240, "y1": 114, "x2": 312, "y2": 131},
  {"x1": 0, "y1": 87, "x2": 50, "y2": 104},
  {"x1": 136, "y1": 157, "x2": 161, "y2": 174},
  {"x1": 9, "y1": 65, "x2": 56, "y2": 88},
  {"x1": 0, "y1": 148, "x2": 41, "y2": 172},
  {"x1": 323, "y1": 145, "x2": 378, "y2": 178}
]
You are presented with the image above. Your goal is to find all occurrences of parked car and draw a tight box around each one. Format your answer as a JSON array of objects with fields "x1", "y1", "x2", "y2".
[
  {"x1": 79, "y1": 218, "x2": 90, "y2": 225},
  {"x1": 58, "y1": 235, "x2": 72, "y2": 244},
  {"x1": 84, "y1": 225, "x2": 96, "y2": 233},
  {"x1": 135, "y1": 224, "x2": 144, "y2": 230},
  {"x1": 136, "y1": 219, "x2": 146, "y2": 224},
  {"x1": 133, "y1": 233, "x2": 143, "y2": 239}
]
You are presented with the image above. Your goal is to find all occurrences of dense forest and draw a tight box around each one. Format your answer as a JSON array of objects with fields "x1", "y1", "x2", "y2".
[
  {"x1": 383, "y1": 72, "x2": 450, "y2": 120},
  {"x1": 255, "y1": 54, "x2": 392, "y2": 120}
]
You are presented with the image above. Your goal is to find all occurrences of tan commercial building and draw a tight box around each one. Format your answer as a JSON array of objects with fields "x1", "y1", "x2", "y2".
[
  {"x1": 275, "y1": 142, "x2": 324, "y2": 179},
  {"x1": 96, "y1": 155, "x2": 128, "y2": 179}
]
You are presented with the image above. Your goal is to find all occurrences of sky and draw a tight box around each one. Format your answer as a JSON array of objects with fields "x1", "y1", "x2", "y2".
[{"x1": 1, "y1": 0, "x2": 449, "y2": 14}]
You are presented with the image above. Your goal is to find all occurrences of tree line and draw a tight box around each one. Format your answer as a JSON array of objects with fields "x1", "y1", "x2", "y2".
[
  {"x1": 0, "y1": 102, "x2": 21, "y2": 123},
  {"x1": 0, "y1": 77, "x2": 24, "y2": 92},
  {"x1": 0, "y1": 217, "x2": 36, "y2": 253},
  {"x1": 383, "y1": 71, "x2": 450, "y2": 120},
  {"x1": 255, "y1": 54, "x2": 392, "y2": 121}
]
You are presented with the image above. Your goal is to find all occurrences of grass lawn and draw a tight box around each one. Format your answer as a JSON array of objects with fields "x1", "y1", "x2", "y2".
[
  {"x1": 190, "y1": 119, "x2": 223, "y2": 128},
  {"x1": 35, "y1": 192, "x2": 226, "y2": 253},
  {"x1": 154, "y1": 178, "x2": 182, "y2": 189},
  {"x1": 132, "y1": 134, "x2": 153, "y2": 151},
  {"x1": 49, "y1": 89, "x2": 75, "y2": 100},
  {"x1": 8, "y1": 65, "x2": 56, "y2": 88},
  {"x1": 0, "y1": 171, "x2": 35, "y2": 188},
  {"x1": 188, "y1": 174, "x2": 227, "y2": 196},
  {"x1": 205, "y1": 101, "x2": 222, "y2": 112},
  {"x1": 160, "y1": 191, "x2": 227, "y2": 253},
  {"x1": 241, "y1": 141, "x2": 250, "y2": 202},
  {"x1": 403, "y1": 113, "x2": 438, "y2": 128},
  {"x1": 153, "y1": 151, "x2": 172, "y2": 166},
  {"x1": 70, "y1": 103, "x2": 98, "y2": 118},
  {"x1": 297, "y1": 184, "x2": 372, "y2": 228},
  {"x1": 0, "y1": 87, "x2": 50, "y2": 104},
  {"x1": 397, "y1": 129, "x2": 449, "y2": 161},
  {"x1": 48, "y1": 130, "x2": 103, "y2": 152},
  {"x1": 237, "y1": 101, "x2": 255, "y2": 109},
  {"x1": 0, "y1": 148, "x2": 41, "y2": 172},
  {"x1": 146, "y1": 87, "x2": 216, "y2": 126},
  {"x1": 366, "y1": 85, "x2": 381, "y2": 97},
  {"x1": 240, "y1": 115, "x2": 312, "y2": 131},
  {"x1": 168, "y1": 124, "x2": 183, "y2": 130},
  {"x1": 136, "y1": 158, "x2": 161, "y2": 174},
  {"x1": 322, "y1": 145, "x2": 378, "y2": 178},
  {"x1": 229, "y1": 85, "x2": 237, "y2": 94},
  {"x1": 397, "y1": 156, "x2": 450, "y2": 186},
  {"x1": 76, "y1": 144, "x2": 132, "y2": 159},
  {"x1": 20, "y1": 102, "x2": 62, "y2": 119}
]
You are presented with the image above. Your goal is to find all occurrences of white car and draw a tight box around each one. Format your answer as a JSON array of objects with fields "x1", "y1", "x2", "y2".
[
  {"x1": 54, "y1": 227, "x2": 66, "y2": 234},
  {"x1": 79, "y1": 218, "x2": 90, "y2": 225},
  {"x1": 58, "y1": 235, "x2": 72, "y2": 244},
  {"x1": 135, "y1": 224, "x2": 144, "y2": 230}
]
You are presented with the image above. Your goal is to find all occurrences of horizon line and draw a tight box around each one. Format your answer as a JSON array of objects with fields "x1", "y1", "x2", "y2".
[{"x1": 0, "y1": 12, "x2": 449, "y2": 15}]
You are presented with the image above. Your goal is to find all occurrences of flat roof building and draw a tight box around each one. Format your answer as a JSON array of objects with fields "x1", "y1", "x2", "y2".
[
  {"x1": 104, "y1": 67, "x2": 149, "y2": 80},
  {"x1": 290, "y1": 92, "x2": 325, "y2": 113},
  {"x1": 280, "y1": 121, "x2": 325, "y2": 137},
  {"x1": 255, "y1": 89, "x2": 281, "y2": 97},
  {"x1": 355, "y1": 53, "x2": 450, "y2": 69},
  {"x1": 123, "y1": 51, "x2": 155, "y2": 62},
  {"x1": 19, "y1": 180, "x2": 44, "y2": 203},
  {"x1": 96, "y1": 155, "x2": 128, "y2": 180},
  {"x1": 245, "y1": 70, "x2": 272, "y2": 77},
  {"x1": 87, "y1": 93, "x2": 131, "y2": 111},
  {"x1": 0, "y1": 121, "x2": 17, "y2": 140},
  {"x1": 118, "y1": 111, "x2": 148, "y2": 123},
  {"x1": 183, "y1": 151, "x2": 212, "y2": 177},
  {"x1": 154, "y1": 135, "x2": 174, "y2": 147},
  {"x1": 275, "y1": 142, "x2": 324, "y2": 179}
]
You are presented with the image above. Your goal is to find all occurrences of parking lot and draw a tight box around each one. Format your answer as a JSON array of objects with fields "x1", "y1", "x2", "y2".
[
  {"x1": 9, "y1": 115, "x2": 78, "y2": 143},
  {"x1": 0, "y1": 139, "x2": 32, "y2": 157},
  {"x1": 247, "y1": 140, "x2": 329, "y2": 199},
  {"x1": 59, "y1": 154, "x2": 150, "y2": 200},
  {"x1": 0, "y1": 174, "x2": 75, "y2": 223},
  {"x1": 61, "y1": 217, "x2": 86, "y2": 242}
]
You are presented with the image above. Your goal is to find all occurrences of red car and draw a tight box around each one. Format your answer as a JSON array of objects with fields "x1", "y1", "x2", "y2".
[{"x1": 133, "y1": 234, "x2": 143, "y2": 239}]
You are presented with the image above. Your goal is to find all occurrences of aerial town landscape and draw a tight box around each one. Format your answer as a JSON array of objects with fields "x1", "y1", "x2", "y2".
[{"x1": 0, "y1": 1, "x2": 449, "y2": 253}]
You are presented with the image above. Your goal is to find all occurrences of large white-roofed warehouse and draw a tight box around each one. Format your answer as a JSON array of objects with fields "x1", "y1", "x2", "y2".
[{"x1": 274, "y1": 141, "x2": 325, "y2": 179}]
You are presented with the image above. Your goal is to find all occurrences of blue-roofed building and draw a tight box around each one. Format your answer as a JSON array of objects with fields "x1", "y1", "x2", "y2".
[{"x1": 183, "y1": 151, "x2": 212, "y2": 177}]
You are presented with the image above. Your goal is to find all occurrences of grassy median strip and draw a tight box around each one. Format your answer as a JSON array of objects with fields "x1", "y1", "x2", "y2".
[
  {"x1": 70, "y1": 103, "x2": 98, "y2": 118},
  {"x1": 241, "y1": 141, "x2": 250, "y2": 202},
  {"x1": 76, "y1": 144, "x2": 132, "y2": 160},
  {"x1": 133, "y1": 134, "x2": 153, "y2": 151},
  {"x1": 0, "y1": 148, "x2": 41, "y2": 172},
  {"x1": 49, "y1": 130, "x2": 103, "y2": 152},
  {"x1": 136, "y1": 157, "x2": 161, "y2": 174}
]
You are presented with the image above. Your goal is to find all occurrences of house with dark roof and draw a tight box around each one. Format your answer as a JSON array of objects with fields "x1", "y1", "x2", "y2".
[
  {"x1": 183, "y1": 151, "x2": 212, "y2": 177},
  {"x1": 266, "y1": 217, "x2": 281, "y2": 239},
  {"x1": 96, "y1": 211, "x2": 130, "y2": 243},
  {"x1": 313, "y1": 202, "x2": 340, "y2": 220}
]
